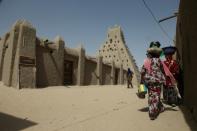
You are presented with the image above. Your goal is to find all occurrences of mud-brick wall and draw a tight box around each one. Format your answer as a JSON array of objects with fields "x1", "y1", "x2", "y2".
[
  {"x1": 36, "y1": 39, "x2": 64, "y2": 87},
  {"x1": 1, "y1": 24, "x2": 20, "y2": 87},
  {"x1": 0, "y1": 33, "x2": 10, "y2": 81},
  {"x1": 176, "y1": 0, "x2": 197, "y2": 120},
  {"x1": 84, "y1": 59, "x2": 97, "y2": 85},
  {"x1": 123, "y1": 70, "x2": 127, "y2": 84},
  {"x1": 102, "y1": 64, "x2": 112, "y2": 85},
  {"x1": 114, "y1": 68, "x2": 127, "y2": 85},
  {"x1": 17, "y1": 23, "x2": 36, "y2": 88},
  {"x1": 0, "y1": 20, "x2": 37, "y2": 88}
]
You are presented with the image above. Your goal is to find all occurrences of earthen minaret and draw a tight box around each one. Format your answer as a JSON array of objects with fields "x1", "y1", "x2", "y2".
[{"x1": 99, "y1": 25, "x2": 140, "y2": 86}]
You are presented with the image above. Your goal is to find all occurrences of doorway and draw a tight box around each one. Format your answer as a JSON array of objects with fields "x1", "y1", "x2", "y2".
[
  {"x1": 64, "y1": 60, "x2": 73, "y2": 85},
  {"x1": 115, "y1": 69, "x2": 119, "y2": 85}
]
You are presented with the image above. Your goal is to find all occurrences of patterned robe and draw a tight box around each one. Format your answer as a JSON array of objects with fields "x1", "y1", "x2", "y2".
[
  {"x1": 141, "y1": 58, "x2": 166, "y2": 119},
  {"x1": 163, "y1": 58, "x2": 179, "y2": 104}
]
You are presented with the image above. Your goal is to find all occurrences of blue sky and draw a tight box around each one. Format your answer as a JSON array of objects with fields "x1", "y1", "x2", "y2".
[{"x1": 0, "y1": 0, "x2": 179, "y2": 67}]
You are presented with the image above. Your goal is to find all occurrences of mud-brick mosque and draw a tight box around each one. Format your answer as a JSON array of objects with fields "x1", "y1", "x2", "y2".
[{"x1": 0, "y1": 20, "x2": 139, "y2": 89}]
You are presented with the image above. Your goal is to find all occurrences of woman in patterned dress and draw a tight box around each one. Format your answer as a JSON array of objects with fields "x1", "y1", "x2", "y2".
[{"x1": 141, "y1": 41, "x2": 166, "y2": 120}]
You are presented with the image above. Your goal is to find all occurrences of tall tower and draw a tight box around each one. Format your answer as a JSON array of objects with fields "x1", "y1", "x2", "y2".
[{"x1": 98, "y1": 25, "x2": 140, "y2": 86}]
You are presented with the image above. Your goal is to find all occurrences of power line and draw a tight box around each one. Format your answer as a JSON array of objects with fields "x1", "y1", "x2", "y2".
[{"x1": 141, "y1": 0, "x2": 175, "y2": 42}]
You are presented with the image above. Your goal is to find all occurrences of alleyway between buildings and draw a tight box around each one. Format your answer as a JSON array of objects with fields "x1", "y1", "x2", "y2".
[{"x1": 0, "y1": 83, "x2": 196, "y2": 131}]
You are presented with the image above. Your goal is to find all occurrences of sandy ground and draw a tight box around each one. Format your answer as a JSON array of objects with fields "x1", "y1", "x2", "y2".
[{"x1": 0, "y1": 83, "x2": 197, "y2": 131}]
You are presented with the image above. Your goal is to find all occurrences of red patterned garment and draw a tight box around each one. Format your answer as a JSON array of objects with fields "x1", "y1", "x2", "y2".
[{"x1": 164, "y1": 56, "x2": 179, "y2": 86}]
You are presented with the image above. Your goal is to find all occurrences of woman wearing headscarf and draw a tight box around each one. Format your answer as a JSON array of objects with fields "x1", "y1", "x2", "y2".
[
  {"x1": 162, "y1": 46, "x2": 180, "y2": 106},
  {"x1": 140, "y1": 41, "x2": 166, "y2": 120}
]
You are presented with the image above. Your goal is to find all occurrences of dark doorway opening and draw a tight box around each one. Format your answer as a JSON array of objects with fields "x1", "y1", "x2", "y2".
[
  {"x1": 115, "y1": 69, "x2": 119, "y2": 85},
  {"x1": 64, "y1": 60, "x2": 73, "y2": 85}
]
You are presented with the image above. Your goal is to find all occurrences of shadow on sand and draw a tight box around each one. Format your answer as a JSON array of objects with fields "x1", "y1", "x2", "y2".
[
  {"x1": 179, "y1": 105, "x2": 197, "y2": 131},
  {"x1": 138, "y1": 105, "x2": 197, "y2": 131},
  {"x1": 0, "y1": 112, "x2": 37, "y2": 131},
  {"x1": 138, "y1": 106, "x2": 179, "y2": 112}
]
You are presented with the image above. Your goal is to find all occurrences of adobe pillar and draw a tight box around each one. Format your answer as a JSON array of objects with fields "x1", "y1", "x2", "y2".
[
  {"x1": 119, "y1": 63, "x2": 123, "y2": 84},
  {"x1": 97, "y1": 55, "x2": 103, "y2": 85},
  {"x1": 111, "y1": 60, "x2": 115, "y2": 85},
  {"x1": 77, "y1": 45, "x2": 85, "y2": 86}
]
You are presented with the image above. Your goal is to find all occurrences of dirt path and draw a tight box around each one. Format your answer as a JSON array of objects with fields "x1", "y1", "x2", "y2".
[{"x1": 0, "y1": 83, "x2": 196, "y2": 131}]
